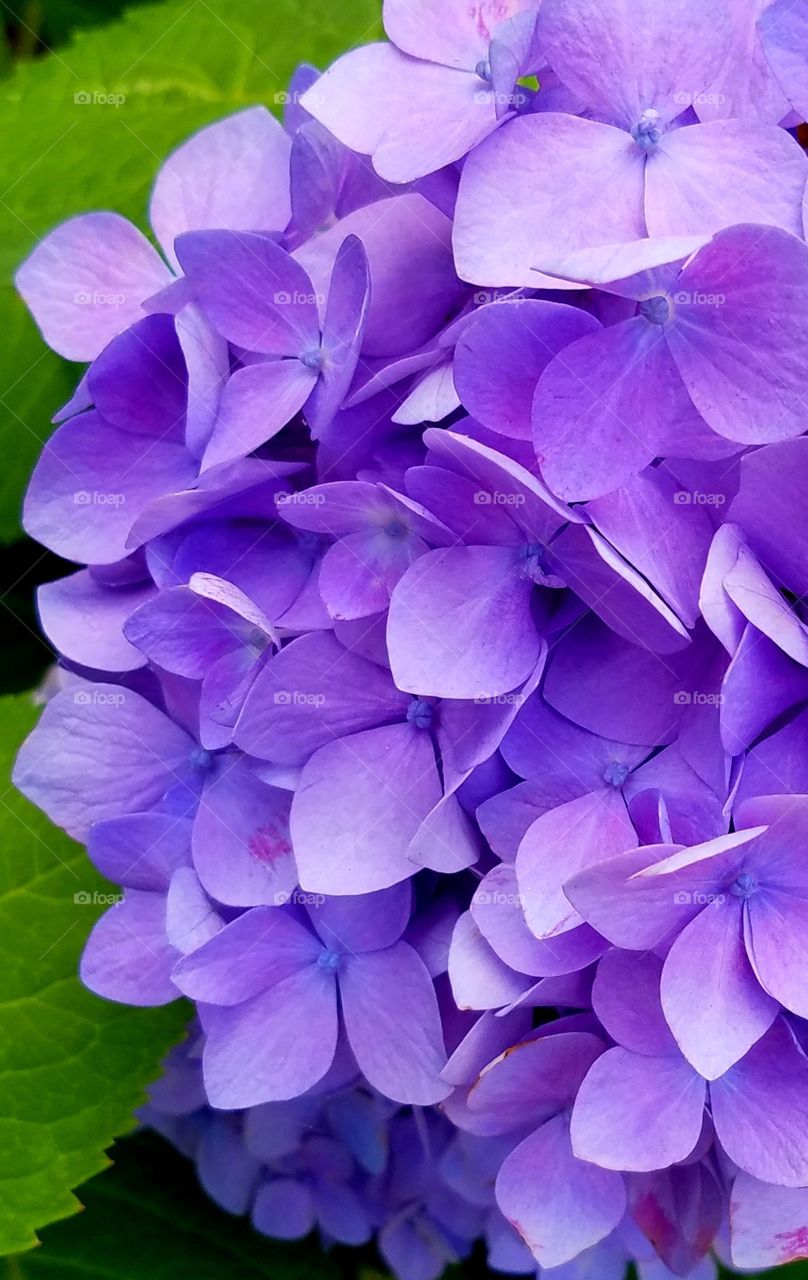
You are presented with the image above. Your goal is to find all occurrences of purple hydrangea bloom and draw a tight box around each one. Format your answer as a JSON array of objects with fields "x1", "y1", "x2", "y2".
[{"x1": 13, "y1": 5, "x2": 808, "y2": 1275}]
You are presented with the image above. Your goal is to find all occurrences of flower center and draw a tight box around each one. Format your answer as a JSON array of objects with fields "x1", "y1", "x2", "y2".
[
  {"x1": 317, "y1": 948, "x2": 342, "y2": 972},
  {"x1": 407, "y1": 698, "x2": 434, "y2": 730},
  {"x1": 299, "y1": 346, "x2": 325, "y2": 372},
  {"x1": 631, "y1": 108, "x2": 664, "y2": 151},
  {"x1": 475, "y1": 58, "x2": 493, "y2": 83},
  {"x1": 603, "y1": 761, "x2": 630, "y2": 788},
  {"x1": 189, "y1": 747, "x2": 213, "y2": 773},
  {"x1": 639, "y1": 295, "x2": 671, "y2": 326},
  {"x1": 384, "y1": 519, "x2": 408, "y2": 540},
  {"x1": 730, "y1": 872, "x2": 759, "y2": 900}
]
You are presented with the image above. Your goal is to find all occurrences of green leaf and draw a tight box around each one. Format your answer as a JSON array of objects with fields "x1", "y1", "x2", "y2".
[
  {"x1": 0, "y1": 694, "x2": 189, "y2": 1255},
  {"x1": 0, "y1": 0, "x2": 382, "y2": 543},
  {"x1": 7, "y1": 1132, "x2": 350, "y2": 1279}
]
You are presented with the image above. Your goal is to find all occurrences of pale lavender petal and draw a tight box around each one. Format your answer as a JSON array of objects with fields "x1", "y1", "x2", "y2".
[
  {"x1": 80, "y1": 891, "x2": 177, "y2": 1006},
  {"x1": 15, "y1": 213, "x2": 170, "y2": 360}
]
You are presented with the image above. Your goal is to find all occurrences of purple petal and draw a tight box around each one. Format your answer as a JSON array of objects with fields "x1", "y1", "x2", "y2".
[
  {"x1": 150, "y1": 107, "x2": 292, "y2": 269},
  {"x1": 193, "y1": 763, "x2": 297, "y2": 908},
  {"x1": 38, "y1": 571, "x2": 155, "y2": 673},
  {"x1": 202, "y1": 966, "x2": 338, "y2": 1107},
  {"x1": 87, "y1": 812, "x2": 192, "y2": 891},
  {"x1": 388, "y1": 546, "x2": 539, "y2": 699},
  {"x1": 80, "y1": 891, "x2": 177, "y2": 1006},
  {"x1": 711, "y1": 1020, "x2": 808, "y2": 1187},
  {"x1": 15, "y1": 213, "x2": 170, "y2": 361},
  {"x1": 454, "y1": 114, "x2": 645, "y2": 285},
  {"x1": 175, "y1": 230, "x2": 320, "y2": 355},
  {"x1": 571, "y1": 1046, "x2": 706, "y2": 1171},
  {"x1": 13, "y1": 685, "x2": 194, "y2": 840},
  {"x1": 201, "y1": 359, "x2": 316, "y2": 471},
  {"x1": 291, "y1": 722, "x2": 441, "y2": 895},
  {"x1": 340, "y1": 942, "x2": 449, "y2": 1104},
  {"x1": 495, "y1": 1115, "x2": 626, "y2": 1269},
  {"x1": 172, "y1": 905, "x2": 320, "y2": 1005}
]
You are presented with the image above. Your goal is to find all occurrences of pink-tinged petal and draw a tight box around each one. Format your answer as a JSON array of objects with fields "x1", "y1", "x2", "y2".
[
  {"x1": 193, "y1": 764, "x2": 296, "y2": 908},
  {"x1": 454, "y1": 114, "x2": 645, "y2": 286},
  {"x1": 454, "y1": 299, "x2": 601, "y2": 439},
  {"x1": 571, "y1": 1046, "x2": 706, "y2": 1171},
  {"x1": 175, "y1": 230, "x2": 320, "y2": 356},
  {"x1": 15, "y1": 213, "x2": 170, "y2": 361},
  {"x1": 253, "y1": 1180, "x2": 315, "y2": 1241},
  {"x1": 496, "y1": 1115, "x2": 627, "y2": 1269},
  {"x1": 730, "y1": 1171, "x2": 808, "y2": 1271},
  {"x1": 13, "y1": 685, "x2": 193, "y2": 840},
  {"x1": 383, "y1": 0, "x2": 535, "y2": 67},
  {"x1": 667, "y1": 224, "x2": 808, "y2": 445},
  {"x1": 80, "y1": 891, "x2": 177, "y2": 1006},
  {"x1": 388, "y1": 546, "x2": 539, "y2": 700},
  {"x1": 150, "y1": 107, "x2": 292, "y2": 269},
  {"x1": 294, "y1": 194, "x2": 464, "y2": 358},
  {"x1": 23, "y1": 412, "x2": 196, "y2": 565},
  {"x1": 340, "y1": 942, "x2": 449, "y2": 1105},
  {"x1": 711, "y1": 1020, "x2": 808, "y2": 1187},
  {"x1": 533, "y1": 319, "x2": 677, "y2": 502},
  {"x1": 517, "y1": 790, "x2": 636, "y2": 939},
  {"x1": 746, "y1": 889, "x2": 808, "y2": 1019},
  {"x1": 37, "y1": 571, "x2": 155, "y2": 673},
  {"x1": 202, "y1": 965, "x2": 338, "y2": 1107},
  {"x1": 646, "y1": 121, "x2": 807, "y2": 239},
  {"x1": 306, "y1": 235, "x2": 370, "y2": 437},
  {"x1": 201, "y1": 359, "x2": 316, "y2": 471},
  {"x1": 87, "y1": 813, "x2": 192, "y2": 891},
  {"x1": 537, "y1": 0, "x2": 730, "y2": 129},
  {"x1": 449, "y1": 912, "x2": 531, "y2": 1012},
  {"x1": 593, "y1": 949, "x2": 677, "y2": 1056},
  {"x1": 235, "y1": 631, "x2": 408, "y2": 766},
  {"x1": 172, "y1": 906, "x2": 320, "y2": 1005},
  {"x1": 662, "y1": 896, "x2": 778, "y2": 1079},
  {"x1": 759, "y1": 0, "x2": 808, "y2": 119},
  {"x1": 291, "y1": 722, "x2": 441, "y2": 895}
]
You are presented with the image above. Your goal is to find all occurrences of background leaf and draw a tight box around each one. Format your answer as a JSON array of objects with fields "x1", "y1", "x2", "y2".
[
  {"x1": 0, "y1": 693, "x2": 189, "y2": 1254},
  {"x1": 0, "y1": 0, "x2": 382, "y2": 544},
  {"x1": 5, "y1": 1132, "x2": 344, "y2": 1279}
]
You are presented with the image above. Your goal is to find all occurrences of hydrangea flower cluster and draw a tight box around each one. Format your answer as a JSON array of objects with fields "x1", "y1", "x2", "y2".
[{"x1": 12, "y1": 0, "x2": 808, "y2": 1275}]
